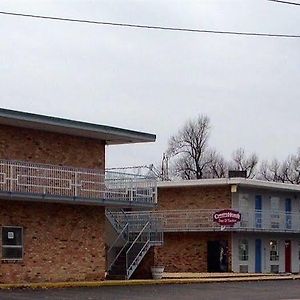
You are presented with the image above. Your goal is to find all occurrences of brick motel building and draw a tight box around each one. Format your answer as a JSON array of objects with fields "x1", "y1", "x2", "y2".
[
  {"x1": 1, "y1": 108, "x2": 300, "y2": 283},
  {"x1": 0, "y1": 108, "x2": 158, "y2": 283},
  {"x1": 117, "y1": 178, "x2": 300, "y2": 277}
]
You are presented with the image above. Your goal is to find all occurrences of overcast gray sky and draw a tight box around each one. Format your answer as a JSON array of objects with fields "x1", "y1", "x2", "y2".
[{"x1": 1, "y1": 0, "x2": 299, "y2": 168}]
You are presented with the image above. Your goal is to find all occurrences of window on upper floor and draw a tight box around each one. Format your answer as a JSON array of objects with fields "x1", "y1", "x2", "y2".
[
  {"x1": 270, "y1": 240, "x2": 279, "y2": 261},
  {"x1": 270, "y1": 197, "x2": 280, "y2": 229},
  {"x1": 270, "y1": 197, "x2": 280, "y2": 211},
  {"x1": 2, "y1": 226, "x2": 23, "y2": 260},
  {"x1": 239, "y1": 194, "x2": 249, "y2": 209},
  {"x1": 239, "y1": 194, "x2": 249, "y2": 228},
  {"x1": 238, "y1": 239, "x2": 249, "y2": 261}
]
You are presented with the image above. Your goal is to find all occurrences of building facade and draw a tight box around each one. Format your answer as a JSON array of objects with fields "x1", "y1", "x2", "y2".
[
  {"x1": 116, "y1": 178, "x2": 300, "y2": 276},
  {"x1": 0, "y1": 108, "x2": 157, "y2": 283},
  {"x1": 231, "y1": 185, "x2": 300, "y2": 274}
]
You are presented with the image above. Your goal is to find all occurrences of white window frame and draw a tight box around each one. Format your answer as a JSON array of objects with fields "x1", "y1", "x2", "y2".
[
  {"x1": 2, "y1": 226, "x2": 23, "y2": 261},
  {"x1": 270, "y1": 197, "x2": 280, "y2": 229},
  {"x1": 269, "y1": 240, "x2": 279, "y2": 262},
  {"x1": 238, "y1": 239, "x2": 249, "y2": 261},
  {"x1": 270, "y1": 197, "x2": 280, "y2": 211},
  {"x1": 239, "y1": 194, "x2": 249, "y2": 228}
]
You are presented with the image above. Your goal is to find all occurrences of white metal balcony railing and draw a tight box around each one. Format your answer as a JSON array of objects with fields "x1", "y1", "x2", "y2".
[
  {"x1": 0, "y1": 160, "x2": 157, "y2": 205},
  {"x1": 111, "y1": 209, "x2": 300, "y2": 233}
]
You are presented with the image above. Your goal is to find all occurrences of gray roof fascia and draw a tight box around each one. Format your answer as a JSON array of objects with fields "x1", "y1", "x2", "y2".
[
  {"x1": 0, "y1": 108, "x2": 156, "y2": 144},
  {"x1": 158, "y1": 178, "x2": 300, "y2": 193}
]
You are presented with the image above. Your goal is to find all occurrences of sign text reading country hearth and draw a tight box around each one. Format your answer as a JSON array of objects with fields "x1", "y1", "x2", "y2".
[{"x1": 213, "y1": 209, "x2": 241, "y2": 226}]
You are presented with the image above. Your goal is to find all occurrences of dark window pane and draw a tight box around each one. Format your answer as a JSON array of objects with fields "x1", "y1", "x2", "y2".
[
  {"x1": 2, "y1": 227, "x2": 22, "y2": 246},
  {"x1": 2, "y1": 247, "x2": 22, "y2": 259}
]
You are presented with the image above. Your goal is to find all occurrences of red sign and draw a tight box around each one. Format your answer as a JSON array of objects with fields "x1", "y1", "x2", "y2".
[{"x1": 213, "y1": 209, "x2": 241, "y2": 226}]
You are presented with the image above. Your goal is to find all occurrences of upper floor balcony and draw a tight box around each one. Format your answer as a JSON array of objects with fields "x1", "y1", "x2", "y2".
[
  {"x1": 114, "y1": 208, "x2": 300, "y2": 233},
  {"x1": 0, "y1": 160, "x2": 157, "y2": 207}
]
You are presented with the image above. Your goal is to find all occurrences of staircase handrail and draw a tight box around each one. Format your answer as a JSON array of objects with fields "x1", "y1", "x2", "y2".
[
  {"x1": 126, "y1": 221, "x2": 150, "y2": 275},
  {"x1": 127, "y1": 240, "x2": 150, "y2": 279},
  {"x1": 107, "y1": 223, "x2": 129, "y2": 271}
]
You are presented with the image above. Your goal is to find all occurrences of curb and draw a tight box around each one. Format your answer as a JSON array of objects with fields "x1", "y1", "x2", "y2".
[{"x1": 0, "y1": 275, "x2": 299, "y2": 290}]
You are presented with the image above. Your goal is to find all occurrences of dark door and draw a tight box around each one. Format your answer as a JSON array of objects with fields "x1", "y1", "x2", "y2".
[
  {"x1": 255, "y1": 195, "x2": 262, "y2": 229},
  {"x1": 207, "y1": 240, "x2": 228, "y2": 272},
  {"x1": 285, "y1": 240, "x2": 291, "y2": 273},
  {"x1": 255, "y1": 239, "x2": 262, "y2": 273}
]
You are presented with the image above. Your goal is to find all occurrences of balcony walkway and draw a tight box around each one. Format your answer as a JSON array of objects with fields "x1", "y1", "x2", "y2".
[
  {"x1": 0, "y1": 160, "x2": 157, "y2": 207},
  {"x1": 112, "y1": 209, "x2": 300, "y2": 233}
]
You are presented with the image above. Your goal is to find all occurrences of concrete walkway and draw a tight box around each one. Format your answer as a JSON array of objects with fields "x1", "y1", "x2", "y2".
[
  {"x1": 163, "y1": 272, "x2": 280, "y2": 278},
  {"x1": 0, "y1": 273, "x2": 299, "y2": 290}
]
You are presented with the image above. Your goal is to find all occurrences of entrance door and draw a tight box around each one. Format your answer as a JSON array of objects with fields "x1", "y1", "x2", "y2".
[
  {"x1": 255, "y1": 239, "x2": 262, "y2": 273},
  {"x1": 285, "y1": 240, "x2": 291, "y2": 273},
  {"x1": 207, "y1": 241, "x2": 228, "y2": 272}
]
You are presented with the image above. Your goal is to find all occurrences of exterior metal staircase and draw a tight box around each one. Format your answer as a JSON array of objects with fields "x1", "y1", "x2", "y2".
[{"x1": 106, "y1": 210, "x2": 163, "y2": 280}]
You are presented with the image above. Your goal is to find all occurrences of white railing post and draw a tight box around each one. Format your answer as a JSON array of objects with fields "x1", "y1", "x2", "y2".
[
  {"x1": 130, "y1": 178, "x2": 134, "y2": 202},
  {"x1": 9, "y1": 163, "x2": 13, "y2": 192},
  {"x1": 74, "y1": 171, "x2": 78, "y2": 197}
]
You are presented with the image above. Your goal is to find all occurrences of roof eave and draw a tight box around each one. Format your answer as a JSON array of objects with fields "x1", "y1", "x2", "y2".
[
  {"x1": 158, "y1": 178, "x2": 300, "y2": 193},
  {"x1": 0, "y1": 108, "x2": 156, "y2": 144}
]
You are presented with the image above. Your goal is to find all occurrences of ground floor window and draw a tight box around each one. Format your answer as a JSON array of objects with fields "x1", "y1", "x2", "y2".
[
  {"x1": 270, "y1": 240, "x2": 279, "y2": 261},
  {"x1": 2, "y1": 226, "x2": 23, "y2": 260},
  {"x1": 238, "y1": 239, "x2": 249, "y2": 261}
]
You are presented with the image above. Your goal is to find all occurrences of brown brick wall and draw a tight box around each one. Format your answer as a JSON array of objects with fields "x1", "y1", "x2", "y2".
[
  {"x1": 157, "y1": 186, "x2": 232, "y2": 210},
  {"x1": 0, "y1": 125, "x2": 105, "y2": 169},
  {"x1": 0, "y1": 200, "x2": 106, "y2": 283},
  {"x1": 154, "y1": 232, "x2": 232, "y2": 273},
  {"x1": 146, "y1": 185, "x2": 233, "y2": 274}
]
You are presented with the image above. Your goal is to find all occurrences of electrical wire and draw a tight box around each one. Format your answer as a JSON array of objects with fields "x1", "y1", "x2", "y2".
[
  {"x1": 0, "y1": 10, "x2": 300, "y2": 38},
  {"x1": 267, "y1": 0, "x2": 300, "y2": 6}
]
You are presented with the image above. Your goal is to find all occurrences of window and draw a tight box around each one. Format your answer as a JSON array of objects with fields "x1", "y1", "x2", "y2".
[
  {"x1": 255, "y1": 195, "x2": 262, "y2": 229},
  {"x1": 2, "y1": 227, "x2": 23, "y2": 260},
  {"x1": 239, "y1": 194, "x2": 249, "y2": 209},
  {"x1": 270, "y1": 197, "x2": 280, "y2": 211},
  {"x1": 239, "y1": 194, "x2": 249, "y2": 228},
  {"x1": 270, "y1": 240, "x2": 279, "y2": 261},
  {"x1": 239, "y1": 239, "x2": 249, "y2": 261},
  {"x1": 270, "y1": 197, "x2": 280, "y2": 229}
]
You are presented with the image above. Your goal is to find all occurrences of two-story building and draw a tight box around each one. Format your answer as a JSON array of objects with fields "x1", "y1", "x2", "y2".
[
  {"x1": 0, "y1": 108, "x2": 158, "y2": 283},
  {"x1": 113, "y1": 177, "x2": 300, "y2": 276}
]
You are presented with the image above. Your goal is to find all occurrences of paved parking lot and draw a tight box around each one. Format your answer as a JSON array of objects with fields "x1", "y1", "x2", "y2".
[{"x1": 0, "y1": 280, "x2": 300, "y2": 300}]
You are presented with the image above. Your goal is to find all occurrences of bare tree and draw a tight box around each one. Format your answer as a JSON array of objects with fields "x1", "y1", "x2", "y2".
[
  {"x1": 259, "y1": 159, "x2": 285, "y2": 182},
  {"x1": 260, "y1": 149, "x2": 300, "y2": 184},
  {"x1": 229, "y1": 148, "x2": 258, "y2": 178},
  {"x1": 167, "y1": 115, "x2": 214, "y2": 179},
  {"x1": 208, "y1": 151, "x2": 228, "y2": 178},
  {"x1": 284, "y1": 151, "x2": 300, "y2": 184}
]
